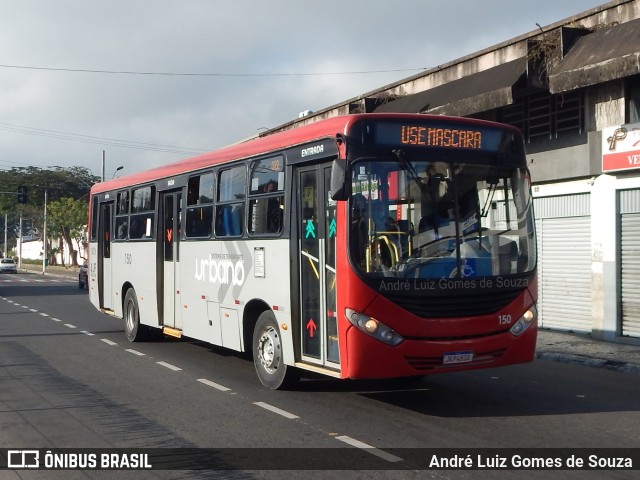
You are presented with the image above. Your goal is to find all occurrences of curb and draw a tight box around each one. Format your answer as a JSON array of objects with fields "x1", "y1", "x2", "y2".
[
  {"x1": 19, "y1": 268, "x2": 78, "y2": 280},
  {"x1": 537, "y1": 352, "x2": 640, "y2": 376}
]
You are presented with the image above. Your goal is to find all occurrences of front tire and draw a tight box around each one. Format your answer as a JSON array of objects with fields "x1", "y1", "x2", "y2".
[
  {"x1": 253, "y1": 311, "x2": 299, "y2": 389},
  {"x1": 124, "y1": 288, "x2": 147, "y2": 342}
]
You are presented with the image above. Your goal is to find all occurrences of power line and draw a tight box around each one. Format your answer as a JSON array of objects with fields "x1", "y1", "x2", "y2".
[
  {"x1": 0, "y1": 63, "x2": 427, "y2": 77},
  {"x1": 0, "y1": 122, "x2": 211, "y2": 155}
]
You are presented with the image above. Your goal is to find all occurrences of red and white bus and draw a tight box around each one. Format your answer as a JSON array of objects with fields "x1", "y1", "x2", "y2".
[{"x1": 88, "y1": 114, "x2": 537, "y2": 389}]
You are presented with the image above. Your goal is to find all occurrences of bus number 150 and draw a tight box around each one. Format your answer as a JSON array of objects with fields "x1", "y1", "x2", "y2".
[{"x1": 498, "y1": 314, "x2": 512, "y2": 325}]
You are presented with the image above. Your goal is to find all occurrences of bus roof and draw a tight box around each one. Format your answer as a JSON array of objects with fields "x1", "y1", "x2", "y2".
[{"x1": 90, "y1": 113, "x2": 519, "y2": 194}]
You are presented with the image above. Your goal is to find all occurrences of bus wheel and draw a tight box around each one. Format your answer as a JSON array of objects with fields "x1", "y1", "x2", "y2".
[
  {"x1": 124, "y1": 288, "x2": 146, "y2": 342},
  {"x1": 253, "y1": 311, "x2": 298, "y2": 390}
]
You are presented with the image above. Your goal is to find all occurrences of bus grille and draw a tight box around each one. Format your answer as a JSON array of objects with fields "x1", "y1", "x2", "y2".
[
  {"x1": 405, "y1": 348, "x2": 507, "y2": 371},
  {"x1": 384, "y1": 289, "x2": 522, "y2": 318}
]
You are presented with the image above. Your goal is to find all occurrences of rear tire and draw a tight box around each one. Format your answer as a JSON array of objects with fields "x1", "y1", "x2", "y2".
[
  {"x1": 252, "y1": 311, "x2": 299, "y2": 389},
  {"x1": 124, "y1": 288, "x2": 147, "y2": 342}
]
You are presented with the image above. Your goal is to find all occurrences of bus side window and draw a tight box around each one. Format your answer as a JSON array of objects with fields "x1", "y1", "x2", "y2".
[
  {"x1": 186, "y1": 173, "x2": 214, "y2": 238},
  {"x1": 115, "y1": 190, "x2": 130, "y2": 240},
  {"x1": 186, "y1": 206, "x2": 213, "y2": 238},
  {"x1": 249, "y1": 196, "x2": 284, "y2": 235},
  {"x1": 216, "y1": 205, "x2": 243, "y2": 237},
  {"x1": 129, "y1": 185, "x2": 155, "y2": 240},
  {"x1": 248, "y1": 156, "x2": 285, "y2": 236},
  {"x1": 216, "y1": 165, "x2": 246, "y2": 238}
]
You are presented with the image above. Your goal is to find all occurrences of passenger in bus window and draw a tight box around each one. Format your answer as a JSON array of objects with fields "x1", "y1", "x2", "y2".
[
  {"x1": 117, "y1": 220, "x2": 128, "y2": 240},
  {"x1": 215, "y1": 206, "x2": 229, "y2": 236},
  {"x1": 130, "y1": 217, "x2": 141, "y2": 239},
  {"x1": 370, "y1": 200, "x2": 398, "y2": 232},
  {"x1": 266, "y1": 197, "x2": 283, "y2": 233},
  {"x1": 418, "y1": 170, "x2": 451, "y2": 233},
  {"x1": 262, "y1": 180, "x2": 277, "y2": 193}
]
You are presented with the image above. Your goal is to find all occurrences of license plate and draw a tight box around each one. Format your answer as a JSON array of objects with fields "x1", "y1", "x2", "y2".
[{"x1": 443, "y1": 351, "x2": 474, "y2": 364}]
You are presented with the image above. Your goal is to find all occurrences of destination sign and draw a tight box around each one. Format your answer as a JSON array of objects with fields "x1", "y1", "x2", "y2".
[
  {"x1": 366, "y1": 120, "x2": 508, "y2": 153},
  {"x1": 400, "y1": 125, "x2": 482, "y2": 149}
]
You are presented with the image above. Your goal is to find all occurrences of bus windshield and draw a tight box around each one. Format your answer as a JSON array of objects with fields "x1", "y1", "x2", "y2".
[{"x1": 348, "y1": 158, "x2": 536, "y2": 280}]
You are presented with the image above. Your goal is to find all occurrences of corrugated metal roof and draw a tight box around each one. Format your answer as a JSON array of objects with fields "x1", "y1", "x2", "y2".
[
  {"x1": 549, "y1": 18, "x2": 640, "y2": 93},
  {"x1": 375, "y1": 58, "x2": 527, "y2": 116}
]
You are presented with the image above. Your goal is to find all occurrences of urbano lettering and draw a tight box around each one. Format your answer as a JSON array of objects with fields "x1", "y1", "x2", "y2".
[{"x1": 195, "y1": 255, "x2": 246, "y2": 286}]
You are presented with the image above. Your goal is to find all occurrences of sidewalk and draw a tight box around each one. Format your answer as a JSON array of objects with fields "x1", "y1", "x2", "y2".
[
  {"x1": 15, "y1": 264, "x2": 640, "y2": 376},
  {"x1": 20, "y1": 263, "x2": 80, "y2": 278},
  {"x1": 536, "y1": 329, "x2": 640, "y2": 376}
]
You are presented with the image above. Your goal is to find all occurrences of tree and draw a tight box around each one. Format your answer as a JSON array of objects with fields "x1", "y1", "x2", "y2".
[
  {"x1": 0, "y1": 165, "x2": 97, "y2": 210},
  {"x1": 0, "y1": 166, "x2": 99, "y2": 261},
  {"x1": 47, "y1": 197, "x2": 89, "y2": 266}
]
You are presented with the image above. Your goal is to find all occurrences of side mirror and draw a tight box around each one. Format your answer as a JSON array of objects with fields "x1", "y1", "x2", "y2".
[{"x1": 330, "y1": 158, "x2": 350, "y2": 201}]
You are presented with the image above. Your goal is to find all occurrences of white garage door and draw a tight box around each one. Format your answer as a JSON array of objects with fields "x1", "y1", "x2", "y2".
[
  {"x1": 535, "y1": 194, "x2": 592, "y2": 332},
  {"x1": 620, "y1": 189, "x2": 640, "y2": 338}
]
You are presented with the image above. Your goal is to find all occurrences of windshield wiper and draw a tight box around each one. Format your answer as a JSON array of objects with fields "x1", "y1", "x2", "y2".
[
  {"x1": 392, "y1": 148, "x2": 436, "y2": 211},
  {"x1": 480, "y1": 182, "x2": 498, "y2": 217}
]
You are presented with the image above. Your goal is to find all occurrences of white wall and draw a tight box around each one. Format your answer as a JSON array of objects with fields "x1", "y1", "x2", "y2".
[{"x1": 20, "y1": 237, "x2": 86, "y2": 265}]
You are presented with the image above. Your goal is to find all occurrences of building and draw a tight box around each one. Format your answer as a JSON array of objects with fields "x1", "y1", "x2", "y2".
[
  {"x1": 264, "y1": 0, "x2": 640, "y2": 344},
  {"x1": 21, "y1": 236, "x2": 85, "y2": 266}
]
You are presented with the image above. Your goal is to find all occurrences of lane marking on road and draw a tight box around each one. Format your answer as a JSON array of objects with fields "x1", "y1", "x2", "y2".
[
  {"x1": 253, "y1": 402, "x2": 299, "y2": 420},
  {"x1": 157, "y1": 361, "x2": 182, "y2": 371},
  {"x1": 64, "y1": 323, "x2": 77, "y2": 329},
  {"x1": 29, "y1": 308, "x2": 38, "y2": 312},
  {"x1": 197, "y1": 378, "x2": 231, "y2": 392},
  {"x1": 125, "y1": 349, "x2": 145, "y2": 357},
  {"x1": 52, "y1": 318, "x2": 62, "y2": 322},
  {"x1": 81, "y1": 331, "x2": 95, "y2": 336},
  {"x1": 101, "y1": 339, "x2": 118, "y2": 346},
  {"x1": 21, "y1": 305, "x2": 28, "y2": 309},
  {"x1": 39, "y1": 313, "x2": 49, "y2": 317},
  {"x1": 334, "y1": 435, "x2": 403, "y2": 463}
]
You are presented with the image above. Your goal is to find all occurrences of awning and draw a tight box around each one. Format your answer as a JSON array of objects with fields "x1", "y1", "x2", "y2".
[
  {"x1": 375, "y1": 57, "x2": 526, "y2": 116},
  {"x1": 549, "y1": 18, "x2": 640, "y2": 94}
]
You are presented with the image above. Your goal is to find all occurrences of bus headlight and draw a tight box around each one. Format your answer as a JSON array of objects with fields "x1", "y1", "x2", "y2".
[
  {"x1": 510, "y1": 305, "x2": 537, "y2": 337},
  {"x1": 346, "y1": 308, "x2": 404, "y2": 346}
]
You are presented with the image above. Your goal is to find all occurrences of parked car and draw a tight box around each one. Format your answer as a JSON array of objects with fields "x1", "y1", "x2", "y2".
[
  {"x1": 0, "y1": 258, "x2": 17, "y2": 273},
  {"x1": 78, "y1": 263, "x2": 88, "y2": 289}
]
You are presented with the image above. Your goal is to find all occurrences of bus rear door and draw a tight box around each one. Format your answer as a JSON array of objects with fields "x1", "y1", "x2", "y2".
[
  {"x1": 97, "y1": 201, "x2": 114, "y2": 311},
  {"x1": 159, "y1": 190, "x2": 183, "y2": 332}
]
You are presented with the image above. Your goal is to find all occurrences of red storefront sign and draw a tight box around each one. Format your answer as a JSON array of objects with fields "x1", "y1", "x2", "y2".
[{"x1": 602, "y1": 124, "x2": 640, "y2": 173}]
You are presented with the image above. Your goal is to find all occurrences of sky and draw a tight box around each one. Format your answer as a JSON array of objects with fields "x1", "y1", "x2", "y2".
[{"x1": 0, "y1": 0, "x2": 606, "y2": 180}]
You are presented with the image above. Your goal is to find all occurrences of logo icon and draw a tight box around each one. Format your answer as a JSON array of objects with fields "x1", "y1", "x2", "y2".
[
  {"x1": 607, "y1": 127, "x2": 627, "y2": 150},
  {"x1": 7, "y1": 450, "x2": 40, "y2": 468}
]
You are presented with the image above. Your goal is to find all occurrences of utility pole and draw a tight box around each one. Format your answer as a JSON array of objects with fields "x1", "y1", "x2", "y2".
[
  {"x1": 4, "y1": 213, "x2": 7, "y2": 259},
  {"x1": 101, "y1": 150, "x2": 105, "y2": 182},
  {"x1": 42, "y1": 189, "x2": 47, "y2": 274},
  {"x1": 18, "y1": 215, "x2": 22, "y2": 269}
]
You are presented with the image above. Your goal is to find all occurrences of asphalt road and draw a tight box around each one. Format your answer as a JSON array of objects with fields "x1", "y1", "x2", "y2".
[{"x1": 1, "y1": 272, "x2": 639, "y2": 480}]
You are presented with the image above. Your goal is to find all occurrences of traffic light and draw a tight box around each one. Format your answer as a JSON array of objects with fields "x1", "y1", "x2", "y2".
[{"x1": 17, "y1": 186, "x2": 28, "y2": 204}]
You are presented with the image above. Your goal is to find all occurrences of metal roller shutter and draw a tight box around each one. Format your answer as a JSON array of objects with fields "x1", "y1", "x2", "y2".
[
  {"x1": 620, "y1": 189, "x2": 640, "y2": 338},
  {"x1": 534, "y1": 194, "x2": 591, "y2": 333}
]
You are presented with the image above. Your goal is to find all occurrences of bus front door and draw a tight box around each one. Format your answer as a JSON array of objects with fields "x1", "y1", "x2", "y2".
[
  {"x1": 297, "y1": 164, "x2": 340, "y2": 370},
  {"x1": 98, "y1": 202, "x2": 114, "y2": 311},
  {"x1": 160, "y1": 190, "x2": 182, "y2": 331}
]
